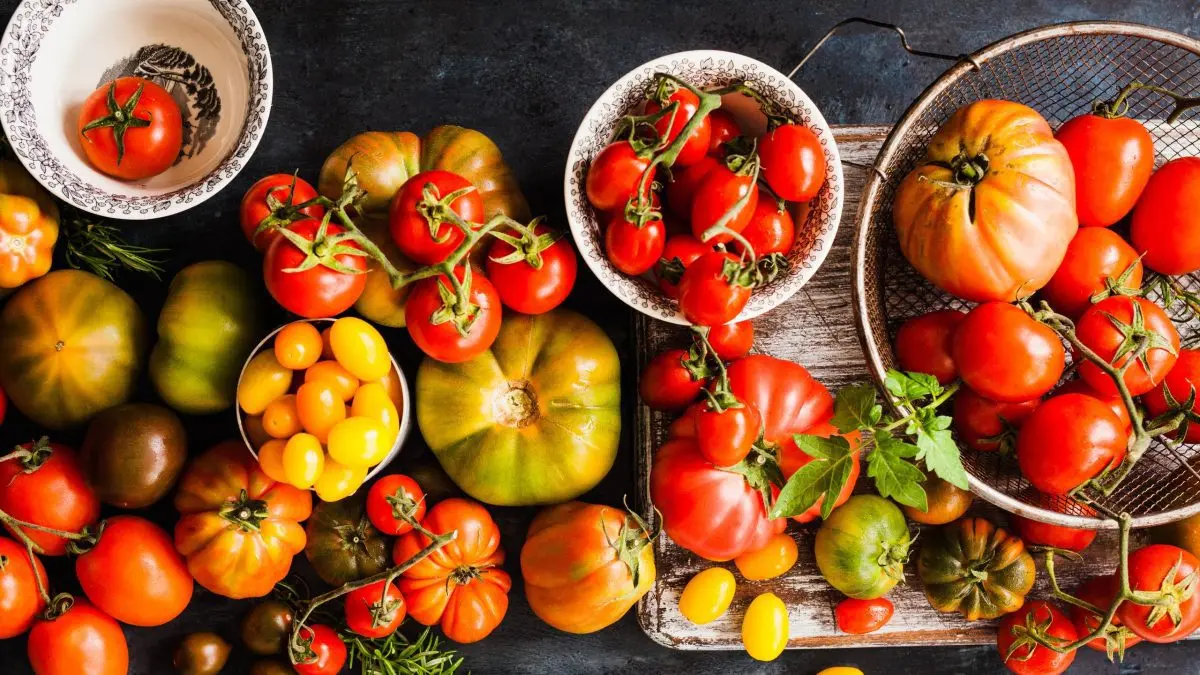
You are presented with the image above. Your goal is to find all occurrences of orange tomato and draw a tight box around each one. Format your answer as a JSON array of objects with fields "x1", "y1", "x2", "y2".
[
  {"x1": 238, "y1": 351, "x2": 293, "y2": 415},
  {"x1": 296, "y1": 382, "x2": 346, "y2": 444},
  {"x1": 257, "y1": 439, "x2": 289, "y2": 483},
  {"x1": 262, "y1": 394, "x2": 302, "y2": 439},
  {"x1": 274, "y1": 322, "x2": 323, "y2": 370},
  {"x1": 305, "y1": 360, "x2": 359, "y2": 401},
  {"x1": 75, "y1": 515, "x2": 193, "y2": 626},
  {"x1": 375, "y1": 366, "x2": 405, "y2": 411},
  {"x1": 734, "y1": 533, "x2": 798, "y2": 581}
]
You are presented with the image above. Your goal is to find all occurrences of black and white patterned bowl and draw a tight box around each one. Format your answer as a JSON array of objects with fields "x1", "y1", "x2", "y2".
[
  {"x1": 0, "y1": 0, "x2": 272, "y2": 220},
  {"x1": 564, "y1": 50, "x2": 843, "y2": 325}
]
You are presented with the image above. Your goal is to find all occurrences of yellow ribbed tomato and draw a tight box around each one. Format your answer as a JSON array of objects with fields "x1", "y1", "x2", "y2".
[{"x1": 0, "y1": 160, "x2": 59, "y2": 289}]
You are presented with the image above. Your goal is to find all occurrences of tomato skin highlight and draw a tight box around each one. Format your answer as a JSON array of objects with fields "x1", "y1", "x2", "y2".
[
  {"x1": 1016, "y1": 393, "x2": 1126, "y2": 495},
  {"x1": 894, "y1": 310, "x2": 965, "y2": 385},
  {"x1": 586, "y1": 142, "x2": 652, "y2": 212},
  {"x1": 1076, "y1": 296, "x2": 1179, "y2": 397},
  {"x1": 952, "y1": 302, "x2": 1064, "y2": 403},
  {"x1": 1056, "y1": 113, "x2": 1154, "y2": 228},
  {"x1": 1131, "y1": 157, "x2": 1200, "y2": 275},
  {"x1": 1118, "y1": 544, "x2": 1200, "y2": 643},
  {"x1": 835, "y1": 597, "x2": 894, "y2": 635},
  {"x1": 996, "y1": 600, "x2": 1077, "y2": 675},
  {"x1": 1040, "y1": 226, "x2": 1143, "y2": 319},
  {"x1": 759, "y1": 123, "x2": 826, "y2": 202}
]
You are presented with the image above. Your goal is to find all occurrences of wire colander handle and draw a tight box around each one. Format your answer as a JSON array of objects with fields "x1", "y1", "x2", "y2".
[{"x1": 787, "y1": 17, "x2": 979, "y2": 79}]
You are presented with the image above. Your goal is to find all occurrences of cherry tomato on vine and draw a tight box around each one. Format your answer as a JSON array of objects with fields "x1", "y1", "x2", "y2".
[
  {"x1": 586, "y1": 141, "x2": 653, "y2": 212},
  {"x1": 707, "y1": 320, "x2": 753, "y2": 361},
  {"x1": 655, "y1": 234, "x2": 709, "y2": 299},
  {"x1": 996, "y1": 600, "x2": 1077, "y2": 675},
  {"x1": 707, "y1": 109, "x2": 741, "y2": 155},
  {"x1": 692, "y1": 399, "x2": 761, "y2": 467},
  {"x1": 666, "y1": 155, "x2": 720, "y2": 219},
  {"x1": 690, "y1": 165, "x2": 759, "y2": 244},
  {"x1": 0, "y1": 440, "x2": 100, "y2": 556},
  {"x1": 952, "y1": 387, "x2": 1040, "y2": 453},
  {"x1": 1016, "y1": 393, "x2": 1126, "y2": 495},
  {"x1": 678, "y1": 252, "x2": 751, "y2": 326},
  {"x1": 77, "y1": 77, "x2": 182, "y2": 181},
  {"x1": 734, "y1": 532, "x2": 798, "y2": 581},
  {"x1": 835, "y1": 597, "x2": 894, "y2": 635},
  {"x1": 405, "y1": 267, "x2": 502, "y2": 363},
  {"x1": 1131, "y1": 157, "x2": 1200, "y2": 275},
  {"x1": 367, "y1": 474, "x2": 427, "y2": 536},
  {"x1": 604, "y1": 209, "x2": 666, "y2": 276},
  {"x1": 1076, "y1": 296, "x2": 1179, "y2": 397},
  {"x1": 894, "y1": 309, "x2": 965, "y2": 385},
  {"x1": 345, "y1": 580, "x2": 406, "y2": 639},
  {"x1": 737, "y1": 200, "x2": 794, "y2": 257},
  {"x1": 241, "y1": 175, "x2": 325, "y2": 252},
  {"x1": 1056, "y1": 112, "x2": 1154, "y2": 228},
  {"x1": 28, "y1": 599, "x2": 129, "y2": 675},
  {"x1": 75, "y1": 515, "x2": 193, "y2": 627},
  {"x1": 640, "y1": 349, "x2": 707, "y2": 410},
  {"x1": 1070, "y1": 574, "x2": 1143, "y2": 653},
  {"x1": 292, "y1": 624, "x2": 347, "y2": 675},
  {"x1": 1041, "y1": 227, "x2": 1143, "y2": 318},
  {"x1": 1145, "y1": 348, "x2": 1200, "y2": 443},
  {"x1": 1118, "y1": 544, "x2": 1200, "y2": 643},
  {"x1": 952, "y1": 302, "x2": 1065, "y2": 403},
  {"x1": 486, "y1": 223, "x2": 577, "y2": 314},
  {"x1": 678, "y1": 567, "x2": 736, "y2": 625},
  {"x1": 742, "y1": 592, "x2": 788, "y2": 661},
  {"x1": 0, "y1": 535, "x2": 47, "y2": 639},
  {"x1": 389, "y1": 170, "x2": 484, "y2": 265},
  {"x1": 1056, "y1": 378, "x2": 1133, "y2": 436},
  {"x1": 264, "y1": 219, "x2": 367, "y2": 319},
  {"x1": 645, "y1": 85, "x2": 711, "y2": 168},
  {"x1": 759, "y1": 123, "x2": 826, "y2": 202}
]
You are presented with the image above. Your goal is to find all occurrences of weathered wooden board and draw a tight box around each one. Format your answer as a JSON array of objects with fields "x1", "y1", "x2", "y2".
[{"x1": 633, "y1": 124, "x2": 1155, "y2": 650}]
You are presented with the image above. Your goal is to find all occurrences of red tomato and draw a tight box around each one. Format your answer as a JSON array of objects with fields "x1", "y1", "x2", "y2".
[
  {"x1": 1056, "y1": 113, "x2": 1154, "y2": 228},
  {"x1": 1070, "y1": 574, "x2": 1143, "y2": 653},
  {"x1": 405, "y1": 267, "x2": 502, "y2": 363},
  {"x1": 389, "y1": 170, "x2": 484, "y2": 265},
  {"x1": 835, "y1": 597, "x2": 894, "y2": 634},
  {"x1": 0, "y1": 535, "x2": 47, "y2": 638},
  {"x1": 996, "y1": 600, "x2": 1077, "y2": 675},
  {"x1": 486, "y1": 223, "x2": 577, "y2": 314},
  {"x1": 263, "y1": 219, "x2": 367, "y2": 318},
  {"x1": 292, "y1": 623, "x2": 347, "y2": 675},
  {"x1": 707, "y1": 109, "x2": 741, "y2": 155},
  {"x1": 240, "y1": 174, "x2": 325, "y2": 252},
  {"x1": 1016, "y1": 393, "x2": 1126, "y2": 495},
  {"x1": 0, "y1": 440, "x2": 100, "y2": 556},
  {"x1": 1145, "y1": 348, "x2": 1200, "y2": 442},
  {"x1": 690, "y1": 165, "x2": 759, "y2": 244},
  {"x1": 707, "y1": 320, "x2": 753, "y2": 361},
  {"x1": 1118, "y1": 544, "x2": 1200, "y2": 643},
  {"x1": 692, "y1": 400, "x2": 761, "y2": 467},
  {"x1": 604, "y1": 209, "x2": 666, "y2": 275},
  {"x1": 1040, "y1": 227, "x2": 1143, "y2": 318},
  {"x1": 75, "y1": 516, "x2": 193, "y2": 627},
  {"x1": 666, "y1": 156, "x2": 720, "y2": 218},
  {"x1": 28, "y1": 599, "x2": 129, "y2": 675},
  {"x1": 655, "y1": 234, "x2": 709, "y2": 299},
  {"x1": 640, "y1": 349, "x2": 707, "y2": 410},
  {"x1": 1056, "y1": 378, "x2": 1133, "y2": 436},
  {"x1": 586, "y1": 141, "x2": 653, "y2": 212},
  {"x1": 77, "y1": 77, "x2": 182, "y2": 180},
  {"x1": 1131, "y1": 157, "x2": 1200, "y2": 275},
  {"x1": 1076, "y1": 296, "x2": 1179, "y2": 397},
  {"x1": 1011, "y1": 513, "x2": 1097, "y2": 553},
  {"x1": 678, "y1": 252, "x2": 751, "y2": 326},
  {"x1": 645, "y1": 86, "x2": 711, "y2": 167},
  {"x1": 366, "y1": 474, "x2": 428, "y2": 536},
  {"x1": 758, "y1": 123, "x2": 826, "y2": 202},
  {"x1": 344, "y1": 580, "x2": 406, "y2": 639},
  {"x1": 952, "y1": 302, "x2": 1065, "y2": 403},
  {"x1": 952, "y1": 386, "x2": 1040, "y2": 452},
  {"x1": 894, "y1": 310, "x2": 966, "y2": 385},
  {"x1": 737, "y1": 199, "x2": 795, "y2": 256}
]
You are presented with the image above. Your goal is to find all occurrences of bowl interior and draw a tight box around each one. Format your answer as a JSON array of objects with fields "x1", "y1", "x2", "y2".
[{"x1": 565, "y1": 51, "x2": 843, "y2": 325}]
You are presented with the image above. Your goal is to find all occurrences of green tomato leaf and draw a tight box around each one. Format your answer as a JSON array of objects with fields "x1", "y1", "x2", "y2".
[
  {"x1": 869, "y1": 436, "x2": 928, "y2": 512},
  {"x1": 884, "y1": 369, "x2": 934, "y2": 402},
  {"x1": 771, "y1": 434, "x2": 854, "y2": 520},
  {"x1": 909, "y1": 372, "x2": 944, "y2": 400},
  {"x1": 830, "y1": 383, "x2": 882, "y2": 433},
  {"x1": 914, "y1": 421, "x2": 970, "y2": 490}
]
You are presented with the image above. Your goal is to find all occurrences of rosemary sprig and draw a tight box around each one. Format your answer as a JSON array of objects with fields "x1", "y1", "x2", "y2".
[
  {"x1": 63, "y1": 209, "x2": 168, "y2": 281},
  {"x1": 343, "y1": 627, "x2": 464, "y2": 675}
]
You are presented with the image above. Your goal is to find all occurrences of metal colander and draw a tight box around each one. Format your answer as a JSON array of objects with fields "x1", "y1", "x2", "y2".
[{"x1": 852, "y1": 21, "x2": 1200, "y2": 529}]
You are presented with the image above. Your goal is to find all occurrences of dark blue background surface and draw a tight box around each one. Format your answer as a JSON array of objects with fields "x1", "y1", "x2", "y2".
[{"x1": 2, "y1": 1, "x2": 1199, "y2": 673}]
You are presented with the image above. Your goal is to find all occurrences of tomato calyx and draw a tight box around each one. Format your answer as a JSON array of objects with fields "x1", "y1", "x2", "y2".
[
  {"x1": 602, "y1": 504, "x2": 660, "y2": 588},
  {"x1": 1090, "y1": 257, "x2": 1146, "y2": 306},
  {"x1": 1, "y1": 436, "x2": 54, "y2": 473},
  {"x1": 488, "y1": 217, "x2": 561, "y2": 270},
  {"x1": 252, "y1": 172, "x2": 323, "y2": 242},
  {"x1": 277, "y1": 216, "x2": 370, "y2": 276},
  {"x1": 1101, "y1": 300, "x2": 1179, "y2": 378},
  {"x1": 415, "y1": 181, "x2": 479, "y2": 244},
  {"x1": 219, "y1": 489, "x2": 271, "y2": 532},
  {"x1": 722, "y1": 445, "x2": 785, "y2": 514},
  {"x1": 427, "y1": 267, "x2": 484, "y2": 338},
  {"x1": 385, "y1": 489, "x2": 426, "y2": 528},
  {"x1": 38, "y1": 591, "x2": 77, "y2": 623},
  {"x1": 656, "y1": 256, "x2": 688, "y2": 285},
  {"x1": 79, "y1": 80, "x2": 153, "y2": 166},
  {"x1": 1137, "y1": 553, "x2": 1200, "y2": 635},
  {"x1": 1003, "y1": 606, "x2": 1068, "y2": 663},
  {"x1": 1148, "y1": 383, "x2": 1200, "y2": 439}
]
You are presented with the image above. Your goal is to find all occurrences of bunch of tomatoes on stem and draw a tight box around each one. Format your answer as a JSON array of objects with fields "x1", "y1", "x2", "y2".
[{"x1": 585, "y1": 73, "x2": 827, "y2": 325}]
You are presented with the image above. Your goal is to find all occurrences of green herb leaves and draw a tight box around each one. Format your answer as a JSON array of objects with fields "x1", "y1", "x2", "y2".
[{"x1": 769, "y1": 435, "x2": 855, "y2": 520}]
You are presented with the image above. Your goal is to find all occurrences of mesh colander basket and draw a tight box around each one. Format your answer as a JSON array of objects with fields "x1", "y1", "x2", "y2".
[{"x1": 852, "y1": 21, "x2": 1200, "y2": 529}]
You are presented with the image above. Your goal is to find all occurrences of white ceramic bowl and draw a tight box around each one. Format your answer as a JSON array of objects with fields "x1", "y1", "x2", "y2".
[
  {"x1": 0, "y1": 0, "x2": 272, "y2": 219},
  {"x1": 565, "y1": 50, "x2": 843, "y2": 324}
]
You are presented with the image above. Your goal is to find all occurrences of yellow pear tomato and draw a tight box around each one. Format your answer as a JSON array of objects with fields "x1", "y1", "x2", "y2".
[
  {"x1": 282, "y1": 433, "x2": 324, "y2": 489},
  {"x1": 238, "y1": 351, "x2": 293, "y2": 415},
  {"x1": 327, "y1": 416, "x2": 390, "y2": 468},
  {"x1": 679, "y1": 567, "x2": 736, "y2": 625},
  {"x1": 313, "y1": 457, "x2": 367, "y2": 502},
  {"x1": 329, "y1": 317, "x2": 390, "y2": 381},
  {"x1": 742, "y1": 592, "x2": 788, "y2": 662}
]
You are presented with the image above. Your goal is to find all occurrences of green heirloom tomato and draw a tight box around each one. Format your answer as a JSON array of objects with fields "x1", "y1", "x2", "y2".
[
  {"x1": 918, "y1": 517, "x2": 1035, "y2": 621},
  {"x1": 814, "y1": 495, "x2": 910, "y2": 600},
  {"x1": 304, "y1": 495, "x2": 389, "y2": 587},
  {"x1": 416, "y1": 309, "x2": 620, "y2": 506},
  {"x1": 150, "y1": 261, "x2": 261, "y2": 415}
]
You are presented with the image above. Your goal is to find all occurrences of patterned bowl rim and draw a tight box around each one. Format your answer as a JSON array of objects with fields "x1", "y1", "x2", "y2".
[
  {"x1": 0, "y1": 0, "x2": 274, "y2": 221},
  {"x1": 851, "y1": 20, "x2": 1200, "y2": 530},
  {"x1": 564, "y1": 49, "x2": 844, "y2": 325}
]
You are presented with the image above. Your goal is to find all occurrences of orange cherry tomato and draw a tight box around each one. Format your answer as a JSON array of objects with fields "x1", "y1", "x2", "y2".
[
  {"x1": 262, "y1": 394, "x2": 302, "y2": 439},
  {"x1": 274, "y1": 322, "x2": 323, "y2": 370},
  {"x1": 296, "y1": 382, "x2": 346, "y2": 444},
  {"x1": 257, "y1": 439, "x2": 289, "y2": 484},
  {"x1": 305, "y1": 360, "x2": 359, "y2": 402},
  {"x1": 734, "y1": 533, "x2": 799, "y2": 581}
]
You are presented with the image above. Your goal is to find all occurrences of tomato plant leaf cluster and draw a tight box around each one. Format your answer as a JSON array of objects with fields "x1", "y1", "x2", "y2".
[{"x1": 769, "y1": 435, "x2": 855, "y2": 520}]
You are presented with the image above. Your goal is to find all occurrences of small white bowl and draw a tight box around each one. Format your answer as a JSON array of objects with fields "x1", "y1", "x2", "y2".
[
  {"x1": 565, "y1": 50, "x2": 843, "y2": 324},
  {"x1": 0, "y1": 0, "x2": 272, "y2": 219}
]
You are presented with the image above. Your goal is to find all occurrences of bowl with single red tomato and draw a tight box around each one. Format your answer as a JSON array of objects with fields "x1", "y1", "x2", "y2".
[
  {"x1": 0, "y1": 0, "x2": 272, "y2": 219},
  {"x1": 565, "y1": 50, "x2": 843, "y2": 325},
  {"x1": 235, "y1": 317, "x2": 410, "y2": 502}
]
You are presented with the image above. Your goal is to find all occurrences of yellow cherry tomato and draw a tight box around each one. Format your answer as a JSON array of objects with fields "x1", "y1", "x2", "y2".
[
  {"x1": 327, "y1": 416, "x2": 390, "y2": 468},
  {"x1": 274, "y1": 321, "x2": 323, "y2": 370},
  {"x1": 329, "y1": 316, "x2": 390, "y2": 381},
  {"x1": 818, "y1": 669, "x2": 865, "y2": 675},
  {"x1": 351, "y1": 382, "x2": 400, "y2": 440},
  {"x1": 679, "y1": 567, "x2": 736, "y2": 625},
  {"x1": 742, "y1": 592, "x2": 788, "y2": 662},
  {"x1": 262, "y1": 394, "x2": 302, "y2": 439},
  {"x1": 374, "y1": 366, "x2": 405, "y2": 411},
  {"x1": 282, "y1": 433, "x2": 324, "y2": 489},
  {"x1": 305, "y1": 360, "x2": 359, "y2": 402},
  {"x1": 296, "y1": 382, "x2": 346, "y2": 444},
  {"x1": 313, "y1": 456, "x2": 368, "y2": 502},
  {"x1": 243, "y1": 414, "x2": 271, "y2": 449},
  {"x1": 734, "y1": 533, "x2": 799, "y2": 581},
  {"x1": 257, "y1": 438, "x2": 289, "y2": 483},
  {"x1": 238, "y1": 351, "x2": 293, "y2": 415}
]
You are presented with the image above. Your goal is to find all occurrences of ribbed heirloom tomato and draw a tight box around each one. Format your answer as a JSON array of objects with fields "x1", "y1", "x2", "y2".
[{"x1": 0, "y1": 439, "x2": 100, "y2": 556}]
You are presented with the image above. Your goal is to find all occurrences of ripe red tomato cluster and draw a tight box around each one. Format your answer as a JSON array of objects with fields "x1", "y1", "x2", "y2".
[{"x1": 585, "y1": 77, "x2": 827, "y2": 326}]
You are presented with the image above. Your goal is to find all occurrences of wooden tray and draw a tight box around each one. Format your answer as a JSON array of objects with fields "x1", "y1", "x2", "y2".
[{"x1": 633, "y1": 124, "x2": 1155, "y2": 650}]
